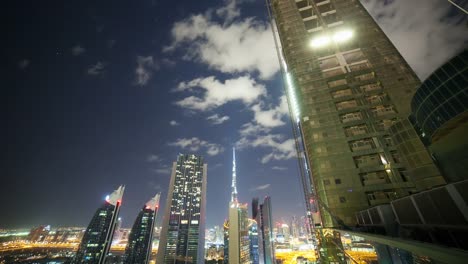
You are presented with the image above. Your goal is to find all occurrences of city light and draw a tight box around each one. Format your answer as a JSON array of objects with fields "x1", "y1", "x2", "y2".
[
  {"x1": 310, "y1": 29, "x2": 354, "y2": 48},
  {"x1": 286, "y1": 72, "x2": 300, "y2": 122}
]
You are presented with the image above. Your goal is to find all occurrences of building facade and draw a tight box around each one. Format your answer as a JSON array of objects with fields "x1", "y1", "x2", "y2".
[
  {"x1": 157, "y1": 154, "x2": 207, "y2": 264},
  {"x1": 248, "y1": 219, "x2": 260, "y2": 264},
  {"x1": 410, "y1": 50, "x2": 468, "y2": 183},
  {"x1": 72, "y1": 186, "x2": 124, "y2": 264},
  {"x1": 258, "y1": 197, "x2": 275, "y2": 264},
  {"x1": 123, "y1": 194, "x2": 160, "y2": 264},
  {"x1": 269, "y1": 0, "x2": 445, "y2": 227}
]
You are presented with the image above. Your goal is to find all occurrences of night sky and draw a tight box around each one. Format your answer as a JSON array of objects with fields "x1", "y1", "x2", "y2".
[{"x1": 3, "y1": 0, "x2": 467, "y2": 229}]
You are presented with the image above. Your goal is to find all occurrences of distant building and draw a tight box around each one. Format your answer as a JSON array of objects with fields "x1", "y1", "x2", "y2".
[
  {"x1": 410, "y1": 49, "x2": 468, "y2": 183},
  {"x1": 72, "y1": 185, "x2": 124, "y2": 264},
  {"x1": 226, "y1": 148, "x2": 250, "y2": 264},
  {"x1": 123, "y1": 193, "x2": 160, "y2": 264},
  {"x1": 248, "y1": 219, "x2": 260, "y2": 264},
  {"x1": 259, "y1": 197, "x2": 275, "y2": 264},
  {"x1": 28, "y1": 225, "x2": 50, "y2": 242},
  {"x1": 157, "y1": 154, "x2": 207, "y2": 264}
]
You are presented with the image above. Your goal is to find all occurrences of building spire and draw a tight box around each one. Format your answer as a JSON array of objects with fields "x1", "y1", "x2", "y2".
[{"x1": 231, "y1": 147, "x2": 238, "y2": 203}]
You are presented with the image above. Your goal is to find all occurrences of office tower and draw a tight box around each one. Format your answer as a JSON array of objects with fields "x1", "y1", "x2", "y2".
[
  {"x1": 123, "y1": 193, "x2": 160, "y2": 264},
  {"x1": 268, "y1": 0, "x2": 445, "y2": 227},
  {"x1": 252, "y1": 197, "x2": 259, "y2": 219},
  {"x1": 73, "y1": 185, "x2": 124, "y2": 264},
  {"x1": 157, "y1": 154, "x2": 207, "y2": 264},
  {"x1": 248, "y1": 219, "x2": 260, "y2": 264},
  {"x1": 258, "y1": 197, "x2": 275, "y2": 264},
  {"x1": 226, "y1": 148, "x2": 250, "y2": 264},
  {"x1": 410, "y1": 50, "x2": 468, "y2": 183}
]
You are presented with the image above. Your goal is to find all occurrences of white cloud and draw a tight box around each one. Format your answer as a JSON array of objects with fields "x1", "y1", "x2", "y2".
[
  {"x1": 169, "y1": 120, "x2": 180, "y2": 126},
  {"x1": 272, "y1": 166, "x2": 287, "y2": 171},
  {"x1": 151, "y1": 168, "x2": 171, "y2": 175},
  {"x1": 175, "y1": 75, "x2": 266, "y2": 111},
  {"x1": 135, "y1": 56, "x2": 158, "y2": 86},
  {"x1": 207, "y1": 114, "x2": 230, "y2": 125},
  {"x1": 237, "y1": 133, "x2": 296, "y2": 164},
  {"x1": 165, "y1": 11, "x2": 279, "y2": 79},
  {"x1": 87, "y1": 61, "x2": 105, "y2": 75},
  {"x1": 250, "y1": 183, "x2": 271, "y2": 191},
  {"x1": 169, "y1": 137, "x2": 224, "y2": 156},
  {"x1": 18, "y1": 59, "x2": 30, "y2": 70},
  {"x1": 71, "y1": 45, "x2": 86, "y2": 56},
  {"x1": 251, "y1": 95, "x2": 289, "y2": 128},
  {"x1": 216, "y1": 0, "x2": 240, "y2": 24},
  {"x1": 147, "y1": 154, "x2": 161, "y2": 163},
  {"x1": 361, "y1": 0, "x2": 468, "y2": 79}
]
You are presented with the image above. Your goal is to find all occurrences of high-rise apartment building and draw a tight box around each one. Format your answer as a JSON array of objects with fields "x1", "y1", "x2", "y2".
[
  {"x1": 73, "y1": 185, "x2": 124, "y2": 264},
  {"x1": 268, "y1": 0, "x2": 445, "y2": 227},
  {"x1": 248, "y1": 219, "x2": 260, "y2": 264},
  {"x1": 123, "y1": 193, "x2": 160, "y2": 264},
  {"x1": 157, "y1": 154, "x2": 207, "y2": 264}
]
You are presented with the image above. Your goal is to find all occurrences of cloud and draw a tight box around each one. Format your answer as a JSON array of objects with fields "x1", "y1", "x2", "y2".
[
  {"x1": 168, "y1": 137, "x2": 224, "y2": 156},
  {"x1": 169, "y1": 120, "x2": 180, "y2": 126},
  {"x1": 237, "y1": 133, "x2": 296, "y2": 163},
  {"x1": 18, "y1": 59, "x2": 30, "y2": 70},
  {"x1": 87, "y1": 61, "x2": 105, "y2": 75},
  {"x1": 164, "y1": 10, "x2": 279, "y2": 79},
  {"x1": 135, "y1": 56, "x2": 158, "y2": 86},
  {"x1": 71, "y1": 45, "x2": 86, "y2": 56},
  {"x1": 174, "y1": 75, "x2": 266, "y2": 111},
  {"x1": 250, "y1": 183, "x2": 271, "y2": 191},
  {"x1": 216, "y1": 0, "x2": 240, "y2": 24},
  {"x1": 207, "y1": 114, "x2": 230, "y2": 125},
  {"x1": 272, "y1": 166, "x2": 287, "y2": 171},
  {"x1": 147, "y1": 154, "x2": 161, "y2": 163},
  {"x1": 361, "y1": 0, "x2": 468, "y2": 79},
  {"x1": 151, "y1": 168, "x2": 171, "y2": 175},
  {"x1": 251, "y1": 95, "x2": 289, "y2": 128}
]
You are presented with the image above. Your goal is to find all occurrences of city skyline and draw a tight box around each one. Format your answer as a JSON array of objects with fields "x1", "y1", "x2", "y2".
[{"x1": 3, "y1": 0, "x2": 468, "y2": 231}]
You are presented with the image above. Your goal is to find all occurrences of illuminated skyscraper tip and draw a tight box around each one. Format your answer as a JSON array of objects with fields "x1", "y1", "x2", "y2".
[
  {"x1": 106, "y1": 185, "x2": 125, "y2": 206},
  {"x1": 231, "y1": 147, "x2": 238, "y2": 204},
  {"x1": 145, "y1": 193, "x2": 160, "y2": 210}
]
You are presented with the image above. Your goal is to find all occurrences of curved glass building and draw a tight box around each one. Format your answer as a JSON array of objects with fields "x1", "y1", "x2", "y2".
[
  {"x1": 411, "y1": 50, "x2": 468, "y2": 142},
  {"x1": 411, "y1": 50, "x2": 468, "y2": 182},
  {"x1": 123, "y1": 193, "x2": 160, "y2": 264},
  {"x1": 72, "y1": 186, "x2": 124, "y2": 264}
]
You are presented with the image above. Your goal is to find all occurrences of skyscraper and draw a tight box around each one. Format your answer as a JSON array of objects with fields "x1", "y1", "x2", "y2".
[
  {"x1": 73, "y1": 185, "x2": 124, "y2": 264},
  {"x1": 226, "y1": 148, "x2": 250, "y2": 264},
  {"x1": 157, "y1": 154, "x2": 207, "y2": 264},
  {"x1": 268, "y1": 0, "x2": 445, "y2": 227},
  {"x1": 248, "y1": 219, "x2": 260, "y2": 264},
  {"x1": 123, "y1": 193, "x2": 160, "y2": 264},
  {"x1": 258, "y1": 197, "x2": 275, "y2": 264}
]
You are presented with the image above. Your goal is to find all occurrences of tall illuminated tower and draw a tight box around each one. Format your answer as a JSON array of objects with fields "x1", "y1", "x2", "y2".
[
  {"x1": 72, "y1": 185, "x2": 124, "y2": 264},
  {"x1": 123, "y1": 193, "x2": 160, "y2": 264},
  {"x1": 157, "y1": 154, "x2": 207, "y2": 264},
  {"x1": 226, "y1": 148, "x2": 250, "y2": 264},
  {"x1": 268, "y1": 0, "x2": 445, "y2": 229}
]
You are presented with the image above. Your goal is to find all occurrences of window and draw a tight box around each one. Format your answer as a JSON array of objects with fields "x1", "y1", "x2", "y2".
[
  {"x1": 318, "y1": 3, "x2": 334, "y2": 13},
  {"x1": 370, "y1": 105, "x2": 396, "y2": 117},
  {"x1": 304, "y1": 19, "x2": 320, "y2": 31},
  {"x1": 340, "y1": 111, "x2": 362, "y2": 123},
  {"x1": 343, "y1": 50, "x2": 365, "y2": 64},
  {"x1": 360, "y1": 83, "x2": 381, "y2": 92},
  {"x1": 336, "y1": 100, "x2": 358, "y2": 110},
  {"x1": 345, "y1": 124, "x2": 368, "y2": 136},
  {"x1": 335, "y1": 179, "x2": 342, "y2": 184},
  {"x1": 339, "y1": 196, "x2": 346, "y2": 203},
  {"x1": 355, "y1": 72, "x2": 375, "y2": 81},
  {"x1": 296, "y1": 0, "x2": 308, "y2": 9},
  {"x1": 319, "y1": 56, "x2": 340, "y2": 70},
  {"x1": 349, "y1": 138, "x2": 375, "y2": 151},
  {"x1": 300, "y1": 8, "x2": 314, "y2": 19},
  {"x1": 328, "y1": 78, "x2": 347, "y2": 88},
  {"x1": 331, "y1": 89, "x2": 352, "y2": 99}
]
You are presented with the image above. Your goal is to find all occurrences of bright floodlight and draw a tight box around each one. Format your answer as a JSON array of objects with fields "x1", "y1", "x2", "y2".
[
  {"x1": 332, "y1": 29, "x2": 353, "y2": 43},
  {"x1": 310, "y1": 36, "x2": 331, "y2": 48}
]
